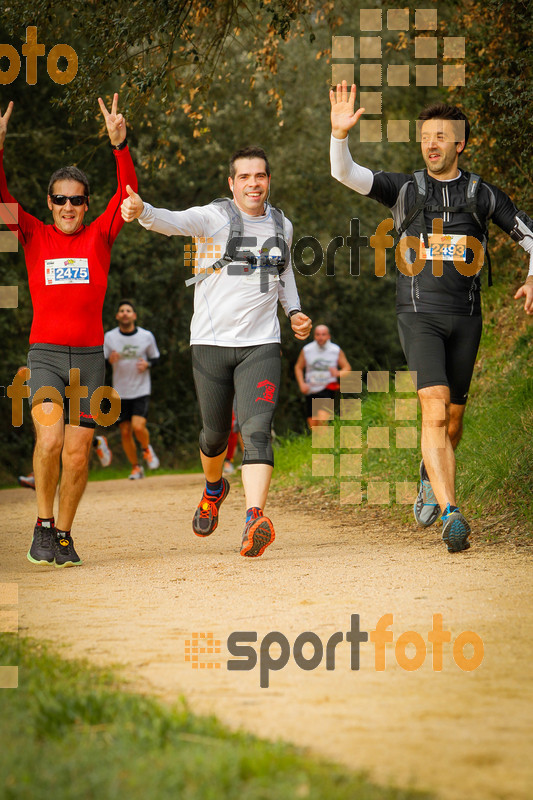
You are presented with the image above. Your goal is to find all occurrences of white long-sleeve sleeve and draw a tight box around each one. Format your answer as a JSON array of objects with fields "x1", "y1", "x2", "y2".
[{"x1": 330, "y1": 134, "x2": 374, "y2": 195}]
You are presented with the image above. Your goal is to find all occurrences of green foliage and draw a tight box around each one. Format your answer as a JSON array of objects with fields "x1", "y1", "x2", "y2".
[
  {"x1": 0, "y1": 635, "x2": 432, "y2": 800},
  {"x1": 445, "y1": 0, "x2": 532, "y2": 208},
  {"x1": 1, "y1": 2, "x2": 530, "y2": 483}
]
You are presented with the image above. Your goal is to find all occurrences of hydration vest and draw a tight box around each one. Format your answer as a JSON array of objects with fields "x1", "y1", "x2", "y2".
[
  {"x1": 395, "y1": 169, "x2": 494, "y2": 286},
  {"x1": 185, "y1": 198, "x2": 288, "y2": 287}
]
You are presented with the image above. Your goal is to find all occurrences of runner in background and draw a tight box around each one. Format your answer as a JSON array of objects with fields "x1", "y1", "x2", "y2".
[
  {"x1": 104, "y1": 299, "x2": 160, "y2": 480},
  {"x1": 294, "y1": 324, "x2": 351, "y2": 428}
]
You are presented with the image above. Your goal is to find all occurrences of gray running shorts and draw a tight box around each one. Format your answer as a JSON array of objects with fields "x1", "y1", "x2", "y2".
[{"x1": 27, "y1": 343, "x2": 106, "y2": 428}]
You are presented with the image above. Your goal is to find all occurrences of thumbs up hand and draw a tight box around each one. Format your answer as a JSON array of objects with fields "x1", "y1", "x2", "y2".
[{"x1": 121, "y1": 184, "x2": 144, "y2": 222}]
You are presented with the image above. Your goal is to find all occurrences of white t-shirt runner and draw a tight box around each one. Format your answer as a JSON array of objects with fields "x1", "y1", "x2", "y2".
[
  {"x1": 103, "y1": 326, "x2": 160, "y2": 398},
  {"x1": 138, "y1": 201, "x2": 301, "y2": 347},
  {"x1": 302, "y1": 340, "x2": 341, "y2": 394}
]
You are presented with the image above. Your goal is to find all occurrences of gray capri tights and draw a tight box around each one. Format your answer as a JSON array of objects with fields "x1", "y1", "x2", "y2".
[{"x1": 191, "y1": 343, "x2": 281, "y2": 466}]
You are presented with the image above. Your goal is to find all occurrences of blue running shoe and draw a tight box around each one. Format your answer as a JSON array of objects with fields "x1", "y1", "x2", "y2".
[
  {"x1": 441, "y1": 504, "x2": 471, "y2": 553},
  {"x1": 413, "y1": 460, "x2": 440, "y2": 528}
]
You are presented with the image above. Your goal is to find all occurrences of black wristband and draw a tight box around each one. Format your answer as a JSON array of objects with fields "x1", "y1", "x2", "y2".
[
  {"x1": 289, "y1": 309, "x2": 301, "y2": 318},
  {"x1": 111, "y1": 139, "x2": 128, "y2": 151}
]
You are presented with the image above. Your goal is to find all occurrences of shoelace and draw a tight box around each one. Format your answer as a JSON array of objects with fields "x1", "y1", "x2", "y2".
[
  {"x1": 422, "y1": 480, "x2": 437, "y2": 504},
  {"x1": 37, "y1": 526, "x2": 53, "y2": 545},
  {"x1": 199, "y1": 494, "x2": 219, "y2": 518}
]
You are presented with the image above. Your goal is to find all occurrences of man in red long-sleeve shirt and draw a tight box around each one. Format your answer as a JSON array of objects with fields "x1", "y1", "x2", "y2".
[{"x1": 0, "y1": 95, "x2": 138, "y2": 567}]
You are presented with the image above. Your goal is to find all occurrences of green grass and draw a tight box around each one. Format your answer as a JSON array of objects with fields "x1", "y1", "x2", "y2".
[{"x1": 0, "y1": 635, "x2": 431, "y2": 800}]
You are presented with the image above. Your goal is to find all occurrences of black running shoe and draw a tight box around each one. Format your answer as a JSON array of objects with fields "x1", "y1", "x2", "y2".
[
  {"x1": 27, "y1": 522, "x2": 55, "y2": 565},
  {"x1": 53, "y1": 532, "x2": 82, "y2": 567},
  {"x1": 192, "y1": 479, "x2": 230, "y2": 537}
]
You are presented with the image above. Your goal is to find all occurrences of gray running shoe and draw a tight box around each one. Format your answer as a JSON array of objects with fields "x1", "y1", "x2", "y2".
[
  {"x1": 441, "y1": 506, "x2": 471, "y2": 553},
  {"x1": 27, "y1": 522, "x2": 55, "y2": 564},
  {"x1": 240, "y1": 511, "x2": 275, "y2": 558},
  {"x1": 193, "y1": 478, "x2": 230, "y2": 537},
  {"x1": 413, "y1": 460, "x2": 440, "y2": 527},
  {"x1": 53, "y1": 532, "x2": 82, "y2": 567}
]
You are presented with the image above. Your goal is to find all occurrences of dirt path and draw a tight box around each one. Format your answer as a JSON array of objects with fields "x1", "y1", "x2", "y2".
[{"x1": 2, "y1": 474, "x2": 532, "y2": 800}]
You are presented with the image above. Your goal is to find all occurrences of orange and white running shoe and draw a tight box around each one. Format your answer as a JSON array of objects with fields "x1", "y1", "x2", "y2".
[
  {"x1": 94, "y1": 435, "x2": 112, "y2": 467},
  {"x1": 128, "y1": 465, "x2": 145, "y2": 480},
  {"x1": 143, "y1": 444, "x2": 160, "y2": 469}
]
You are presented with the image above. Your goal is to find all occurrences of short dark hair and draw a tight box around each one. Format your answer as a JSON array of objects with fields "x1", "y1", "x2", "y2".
[
  {"x1": 117, "y1": 298, "x2": 136, "y2": 312},
  {"x1": 418, "y1": 103, "x2": 470, "y2": 154},
  {"x1": 48, "y1": 166, "x2": 90, "y2": 197},
  {"x1": 229, "y1": 146, "x2": 270, "y2": 180}
]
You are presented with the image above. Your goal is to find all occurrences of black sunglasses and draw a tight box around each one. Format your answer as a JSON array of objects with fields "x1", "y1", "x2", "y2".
[{"x1": 50, "y1": 194, "x2": 88, "y2": 207}]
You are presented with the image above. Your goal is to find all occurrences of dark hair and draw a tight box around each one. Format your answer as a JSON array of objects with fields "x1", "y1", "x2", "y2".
[
  {"x1": 117, "y1": 298, "x2": 136, "y2": 312},
  {"x1": 48, "y1": 166, "x2": 90, "y2": 197},
  {"x1": 418, "y1": 103, "x2": 470, "y2": 154},
  {"x1": 229, "y1": 146, "x2": 270, "y2": 180}
]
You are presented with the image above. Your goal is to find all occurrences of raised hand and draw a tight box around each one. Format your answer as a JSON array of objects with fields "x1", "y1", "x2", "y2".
[
  {"x1": 121, "y1": 184, "x2": 144, "y2": 222},
  {"x1": 330, "y1": 81, "x2": 365, "y2": 140},
  {"x1": 98, "y1": 93, "x2": 126, "y2": 146},
  {"x1": 0, "y1": 102, "x2": 14, "y2": 150}
]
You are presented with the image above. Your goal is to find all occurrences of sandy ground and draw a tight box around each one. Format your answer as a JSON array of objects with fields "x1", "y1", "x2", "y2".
[{"x1": 2, "y1": 473, "x2": 532, "y2": 800}]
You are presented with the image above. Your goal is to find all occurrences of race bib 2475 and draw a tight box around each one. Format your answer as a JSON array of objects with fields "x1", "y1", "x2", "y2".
[{"x1": 45, "y1": 258, "x2": 89, "y2": 285}]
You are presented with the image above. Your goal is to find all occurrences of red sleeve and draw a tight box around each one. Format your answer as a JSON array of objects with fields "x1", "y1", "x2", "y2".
[
  {"x1": 0, "y1": 149, "x2": 39, "y2": 245},
  {"x1": 95, "y1": 145, "x2": 138, "y2": 246}
]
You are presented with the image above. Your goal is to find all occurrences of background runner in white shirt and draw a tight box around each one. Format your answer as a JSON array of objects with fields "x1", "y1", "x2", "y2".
[
  {"x1": 294, "y1": 325, "x2": 351, "y2": 428},
  {"x1": 104, "y1": 300, "x2": 160, "y2": 479}
]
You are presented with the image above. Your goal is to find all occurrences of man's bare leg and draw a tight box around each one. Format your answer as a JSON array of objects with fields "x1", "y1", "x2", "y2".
[
  {"x1": 56, "y1": 424, "x2": 94, "y2": 531},
  {"x1": 241, "y1": 463, "x2": 273, "y2": 510},
  {"x1": 200, "y1": 448, "x2": 227, "y2": 482},
  {"x1": 418, "y1": 386, "x2": 470, "y2": 552},
  {"x1": 120, "y1": 420, "x2": 139, "y2": 465},
  {"x1": 32, "y1": 403, "x2": 64, "y2": 519},
  {"x1": 418, "y1": 386, "x2": 456, "y2": 511}
]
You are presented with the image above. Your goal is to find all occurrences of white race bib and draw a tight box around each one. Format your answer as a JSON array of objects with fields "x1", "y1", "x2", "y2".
[
  {"x1": 45, "y1": 258, "x2": 89, "y2": 285},
  {"x1": 420, "y1": 234, "x2": 467, "y2": 262}
]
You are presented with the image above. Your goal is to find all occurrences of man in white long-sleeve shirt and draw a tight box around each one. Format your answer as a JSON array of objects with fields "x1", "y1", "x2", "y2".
[
  {"x1": 121, "y1": 145, "x2": 311, "y2": 557},
  {"x1": 329, "y1": 81, "x2": 533, "y2": 554}
]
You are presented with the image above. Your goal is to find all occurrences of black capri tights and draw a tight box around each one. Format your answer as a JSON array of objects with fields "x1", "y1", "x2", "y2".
[{"x1": 191, "y1": 344, "x2": 281, "y2": 466}]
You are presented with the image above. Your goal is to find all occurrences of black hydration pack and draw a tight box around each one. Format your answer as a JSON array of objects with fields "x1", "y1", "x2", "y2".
[
  {"x1": 185, "y1": 197, "x2": 288, "y2": 287},
  {"x1": 395, "y1": 169, "x2": 493, "y2": 286}
]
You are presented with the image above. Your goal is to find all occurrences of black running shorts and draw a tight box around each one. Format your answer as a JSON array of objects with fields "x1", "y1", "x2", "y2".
[
  {"x1": 118, "y1": 395, "x2": 150, "y2": 423},
  {"x1": 397, "y1": 313, "x2": 482, "y2": 405},
  {"x1": 27, "y1": 343, "x2": 106, "y2": 428},
  {"x1": 191, "y1": 343, "x2": 281, "y2": 466},
  {"x1": 305, "y1": 388, "x2": 338, "y2": 418}
]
